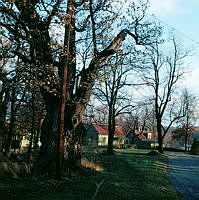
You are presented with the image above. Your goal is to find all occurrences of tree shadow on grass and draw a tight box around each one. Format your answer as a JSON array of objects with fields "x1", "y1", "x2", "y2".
[{"x1": 0, "y1": 151, "x2": 179, "y2": 200}]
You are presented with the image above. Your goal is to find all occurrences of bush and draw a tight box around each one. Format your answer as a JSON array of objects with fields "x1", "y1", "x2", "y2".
[
  {"x1": 147, "y1": 150, "x2": 160, "y2": 156},
  {"x1": 126, "y1": 144, "x2": 137, "y2": 149},
  {"x1": 190, "y1": 139, "x2": 199, "y2": 155}
]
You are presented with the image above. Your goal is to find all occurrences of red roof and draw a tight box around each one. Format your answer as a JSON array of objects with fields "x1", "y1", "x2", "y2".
[
  {"x1": 93, "y1": 125, "x2": 125, "y2": 136},
  {"x1": 134, "y1": 130, "x2": 157, "y2": 142}
]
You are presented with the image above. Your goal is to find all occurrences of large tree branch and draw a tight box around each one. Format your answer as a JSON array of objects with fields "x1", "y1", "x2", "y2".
[
  {"x1": 74, "y1": 28, "x2": 144, "y2": 108},
  {"x1": 89, "y1": 0, "x2": 97, "y2": 54},
  {"x1": 115, "y1": 105, "x2": 135, "y2": 117},
  {"x1": 162, "y1": 114, "x2": 185, "y2": 139}
]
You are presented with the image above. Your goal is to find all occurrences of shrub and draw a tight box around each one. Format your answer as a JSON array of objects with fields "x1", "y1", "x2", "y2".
[
  {"x1": 126, "y1": 144, "x2": 137, "y2": 149},
  {"x1": 190, "y1": 139, "x2": 199, "y2": 155},
  {"x1": 147, "y1": 150, "x2": 160, "y2": 156}
]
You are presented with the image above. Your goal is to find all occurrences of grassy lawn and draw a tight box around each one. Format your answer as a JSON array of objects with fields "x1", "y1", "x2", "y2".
[{"x1": 0, "y1": 148, "x2": 181, "y2": 200}]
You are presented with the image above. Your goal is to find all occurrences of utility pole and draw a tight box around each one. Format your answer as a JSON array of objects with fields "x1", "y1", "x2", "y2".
[{"x1": 56, "y1": 0, "x2": 73, "y2": 180}]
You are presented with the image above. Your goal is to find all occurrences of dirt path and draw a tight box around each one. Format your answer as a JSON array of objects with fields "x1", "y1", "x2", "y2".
[{"x1": 168, "y1": 152, "x2": 199, "y2": 200}]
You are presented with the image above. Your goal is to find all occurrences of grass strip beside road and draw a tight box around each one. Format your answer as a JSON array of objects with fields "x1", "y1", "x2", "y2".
[{"x1": 0, "y1": 149, "x2": 180, "y2": 200}]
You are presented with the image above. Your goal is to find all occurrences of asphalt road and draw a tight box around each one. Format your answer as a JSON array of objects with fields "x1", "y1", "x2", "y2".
[{"x1": 168, "y1": 152, "x2": 199, "y2": 200}]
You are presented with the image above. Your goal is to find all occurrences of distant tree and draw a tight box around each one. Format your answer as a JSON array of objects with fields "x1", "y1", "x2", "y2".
[
  {"x1": 5, "y1": 76, "x2": 28, "y2": 152},
  {"x1": 83, "y1": 103, "x2": 108, "y2": 125},
  {"x1": 0, "y1": 37, "x2": 44, "y2": 152},
  {"x1": 120, "y1": 101, "x2": 155, "y2": 136},
  {"x1": 0, "y1": 38, "x2": 12, "y2": 150},
  {"x1": 0, "y1": 56, "x2": 29, "y2": 152},
  {"x1": 93, "y1": 54, "x2": 136, "y2": 154},
  {"x1": 190, "y1": 138, "x2": 199, "y2": 155},
  {"x1": 172, "y1": 89, "x2": 198, "y2": 152},
  {"x1": 142, "y1": 36, "x2": 190, "y2": 153}
]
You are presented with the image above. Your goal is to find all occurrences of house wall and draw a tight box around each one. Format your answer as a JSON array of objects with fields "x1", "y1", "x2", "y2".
[
  {"x1": 113, "y1": 136, "x2": 127, "y2": 145},
  {"x1": 133, "y1": 137, "x2": 150, "y2": 149},
  {"x1": 84, "y1": 125, "x2": 127, "y2": 147},
  {"x1": 21, "y1": 137, "x2": 29, "y2": 148},
  {"x1": 98, "y1": 135, "x2": 108, "y2": 146},
  {"x1": 126, "y1": 132, "x2": 135, "y2": 144},
  {"x1": 132, "y1": 136, "x2": 158, "y2": 149},
  {"x1": 84, "y1": 125, "x2": 98, "y2": 146}
]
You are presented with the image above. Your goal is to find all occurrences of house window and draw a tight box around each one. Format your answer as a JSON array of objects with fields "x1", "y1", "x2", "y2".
[
  {"x1": 148, "y1": 133, "x2": 152, "y2": 139},
  {"x1": 88, "y1": 136, "x2": 93, "y2": 145},
  {"x1": 88, "y1": 136, "x2": 93, "y2": 141},
  {"x1": 102, "y1": 137, "x2": 106, "y2": 145}
]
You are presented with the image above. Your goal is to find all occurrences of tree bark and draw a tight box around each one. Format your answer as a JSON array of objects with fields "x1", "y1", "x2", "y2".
[
  {"x1": 28, "y1": 92, "x2": 36, "y2": 160},
  {"x1": 5, "y1": 87, "x2": 16, "y2": 152},
  {"x1": 107, "y1": 106, "x2": 115, "y2": 154},
  {"x1": 184, "y1": 124, "x2": 188, "y2": 152},
  {"x1": 34, "y1": 89, "x2": 87, "y2": 176},
  {"x1": 34, "y1": 91, "x2": 60, "y2": 176},
  {"x1": 157, "y1": 136, "x2": 163, "y2": 154},
  {"x1": 156, "y1": 116, "x2": 164, "y2": 153}
]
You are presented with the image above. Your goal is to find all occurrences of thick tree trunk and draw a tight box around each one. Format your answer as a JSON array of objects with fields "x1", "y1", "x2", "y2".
[
  {"x1": 63, "y1": 103, "x2": 86, "y2": 171},
  {"x1": 156, "y1": 117, "x2": 164, "y2": 154},
  {"x1": 34, "y1": 92, "x2": 60, "y2": 176},
  {"x1": 107, "y1": 107, "x2": 115, "y2": 154},
  {"x1": 33, "y1": 125, "x2": 41, "y2": 150},
  {"x1": 184, "y1": 129, "x2": 188, "y2": 152},
  {"x1": 34, "y1": 90, "x2": 86, "y2": 176},
  {"x1": 157, "y1": 136, "x2": 163, "y2": 154},
  {"x1": 64, "y1": 122, "x2": 86, "y2": 172},
  {"x1": 5, "y1": 88, "x2": 16, "y2": 152}
]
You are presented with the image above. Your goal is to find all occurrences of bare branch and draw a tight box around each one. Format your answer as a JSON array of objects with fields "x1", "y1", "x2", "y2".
[{"x1": 91, "y1": 179, "x2": 104, "y2": 200}]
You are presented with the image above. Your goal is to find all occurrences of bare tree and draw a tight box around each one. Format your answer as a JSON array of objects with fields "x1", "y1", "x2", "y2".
[
  {"x1": 173, "y1": 89, "x2": 198, "y2": 152},
  {"x1": 0, "y1": 56, "x2": 29, "y2": 152},
  {"x1": 93, "y1": 54, "x2": 136, "y2": 153},
  {"x1": 142, "y1": 36, "x2": 190, "y2": 153}
]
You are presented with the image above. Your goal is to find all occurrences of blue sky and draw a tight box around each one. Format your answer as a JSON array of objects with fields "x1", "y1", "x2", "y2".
[{"x1": 148, "y1": 0, "x2": 199, "y2": 97}]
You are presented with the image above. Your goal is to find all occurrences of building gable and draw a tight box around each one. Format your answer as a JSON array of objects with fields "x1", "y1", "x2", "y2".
[{"x1": 93, "y1": 125, "x2": 125, "y2": 137}]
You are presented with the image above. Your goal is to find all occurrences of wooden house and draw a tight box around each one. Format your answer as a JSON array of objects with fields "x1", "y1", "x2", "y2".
[
  {"x1": 127, "y1": 129, "x2": 158, "y2": 149},
  {"x1": 84, "y1": 124, "x2": 127, "y2": 147}
]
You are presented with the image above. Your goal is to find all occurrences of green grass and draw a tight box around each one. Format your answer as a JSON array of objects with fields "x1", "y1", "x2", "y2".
[{"x1": 0, "y1": 148, "x2": 181, "y2": 200}]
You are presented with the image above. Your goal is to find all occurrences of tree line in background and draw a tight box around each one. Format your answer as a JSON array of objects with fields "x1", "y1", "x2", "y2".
[{"x1": 0, "y1": 0, "x2": 198, "y2": 178}]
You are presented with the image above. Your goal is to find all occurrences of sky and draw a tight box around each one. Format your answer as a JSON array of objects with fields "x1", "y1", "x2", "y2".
[{"x1": 148, "y1": 0, "x2": 199, "y2": 98}]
